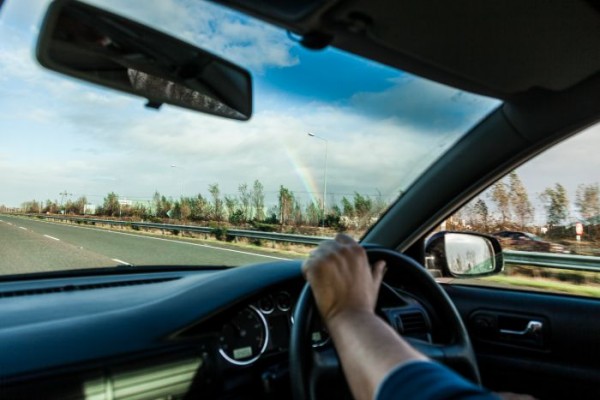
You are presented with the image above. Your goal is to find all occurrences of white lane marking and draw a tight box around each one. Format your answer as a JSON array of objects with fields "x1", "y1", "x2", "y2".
[
  {"x1": 7, "y1": 222, "x2": 12, "y2": 225},
  {"x1": 44, "y1": 234, "x2": 60, "y2": 241},
  {"x1": 112, "y1": 258, "x2": 132, "y2": 266},
  {"x1": 26, "y1": 218, "x2": 291, "y2": 261},
  {"x1": 19, "y1": 226, "x2": 27, "y2": 231},
  {"x1": 128, "y1": 234, "x2": 291, "y2": 260}
]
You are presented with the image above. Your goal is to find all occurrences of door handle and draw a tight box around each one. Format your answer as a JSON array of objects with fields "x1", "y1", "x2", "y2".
[{"x1": 499, "y1": 320, "x2": 543, "y2": 336}]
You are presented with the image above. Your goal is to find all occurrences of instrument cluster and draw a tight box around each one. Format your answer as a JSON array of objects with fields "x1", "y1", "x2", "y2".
[{"x1": 217, "y1": 289, "x2": 329, "y2": 366}]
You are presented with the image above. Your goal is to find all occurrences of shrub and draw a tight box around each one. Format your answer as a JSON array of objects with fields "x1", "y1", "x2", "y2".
[{"x1": 212, "y1": 226, "x2": 227, "y2": 241}]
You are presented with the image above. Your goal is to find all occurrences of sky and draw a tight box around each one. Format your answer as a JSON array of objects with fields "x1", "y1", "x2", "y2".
[{"x1": 0, "y1": 0, "x2": 596, "y2": 220}]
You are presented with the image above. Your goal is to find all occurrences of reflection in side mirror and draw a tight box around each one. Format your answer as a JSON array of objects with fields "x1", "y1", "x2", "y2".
[
  {"x1": 425, "y1": 231, "x2": 504, "y2": 278},
  {"x1": 445, "y1": 233, "x2": 495, "y2": 275},
  {"x1": 36, "y1": 0, "x2": 252, "y2": 120}
]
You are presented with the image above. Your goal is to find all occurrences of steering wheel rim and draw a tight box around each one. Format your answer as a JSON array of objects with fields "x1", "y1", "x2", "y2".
[{"x1": 290, "y1": 247, "x2": 481, "y2": 400}]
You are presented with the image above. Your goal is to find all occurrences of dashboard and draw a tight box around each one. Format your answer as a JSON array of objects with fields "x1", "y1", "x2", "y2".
[{"x1": 0, "y1": 260, "x2": 434, "y2": 399}]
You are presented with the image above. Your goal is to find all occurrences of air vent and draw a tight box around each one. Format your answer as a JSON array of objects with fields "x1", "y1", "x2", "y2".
[
  {"x1": 398, "y1": 311, "x2": 428, "y2": 335},
  {"x1": 0, "y1": 277, "x2": 179, "y2": 299}
]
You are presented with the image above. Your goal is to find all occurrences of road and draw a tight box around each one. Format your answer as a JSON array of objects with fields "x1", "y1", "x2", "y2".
[{"x1": 0, "y1": 215, "x2": 292, "y2": 275}]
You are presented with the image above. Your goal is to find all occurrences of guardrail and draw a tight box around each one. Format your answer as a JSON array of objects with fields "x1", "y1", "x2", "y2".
[
  {"x1": 10, "y1": 214, "x2": 600, "y2": 272},
  {"x1": 503, "y1": 250, "x2": 600, "y2": 272},
  {"x1": 20, "y1": 214, "x2": 331, "y2": 245}
]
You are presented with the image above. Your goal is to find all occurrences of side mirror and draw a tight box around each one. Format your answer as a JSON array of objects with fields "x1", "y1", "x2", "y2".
[
  {"x1": 425, "y1": 231, "x2": 504, "y2": 278},
  {"x1": 36, "y1": 0, "x2": 252, "y2": 120}
]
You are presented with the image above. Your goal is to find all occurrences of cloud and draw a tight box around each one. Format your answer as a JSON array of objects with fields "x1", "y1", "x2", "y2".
[
  {"x1": 85, "y1": 0, "x2": 298, "y2": 72},
  {"x1": 350, "y1": 75, "x2": 500, "y2": 133},
  {"x1": 27, "y1": 90, "x2": 468, "y2": 207}
]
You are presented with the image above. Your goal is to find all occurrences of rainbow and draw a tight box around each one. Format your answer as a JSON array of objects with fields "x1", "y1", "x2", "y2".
[{"x1": 282, "y1": 144, "x2": 322, "y2": 206}]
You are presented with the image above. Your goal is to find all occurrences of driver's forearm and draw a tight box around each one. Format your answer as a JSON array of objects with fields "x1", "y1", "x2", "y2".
[{"x1": 326, "y1": 310, "x2": 428, "y2": 400}]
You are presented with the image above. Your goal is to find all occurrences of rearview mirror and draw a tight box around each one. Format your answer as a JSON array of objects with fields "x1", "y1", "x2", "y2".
[
  {"x1": 425, "y1": 231, "x2": 504, "y2": 278},
  {"x1": 36, "y1": 0, "x2": 252, "y2": 120}
]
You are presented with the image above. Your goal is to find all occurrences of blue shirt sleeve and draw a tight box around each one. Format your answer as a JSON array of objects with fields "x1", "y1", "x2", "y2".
[{"x1": 375, "y1": 361, "x2": 500, "y2": 400}]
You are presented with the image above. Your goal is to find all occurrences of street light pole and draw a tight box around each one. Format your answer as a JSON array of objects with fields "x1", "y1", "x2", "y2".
[
  {"x1": 59, "y1": 190, "x2": 72, "y2": 215},
  {"x1": 308, "y1": 133, "x2": 328, "y2": 228}
]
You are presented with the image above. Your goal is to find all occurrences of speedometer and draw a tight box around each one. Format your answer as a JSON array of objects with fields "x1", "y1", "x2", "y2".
[{"x1": 218, "y1": 305, "x2": 269, "y2": 365}]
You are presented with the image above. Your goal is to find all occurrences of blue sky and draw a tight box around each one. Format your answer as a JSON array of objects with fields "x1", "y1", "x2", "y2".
[{"x1": 4, "y1": 0, "x2": 561, "y2": 218}]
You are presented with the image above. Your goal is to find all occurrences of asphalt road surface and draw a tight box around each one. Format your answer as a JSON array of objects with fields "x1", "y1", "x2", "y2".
[{"x1": 0, "y1": 215, "x2": 292, "y2": 275}]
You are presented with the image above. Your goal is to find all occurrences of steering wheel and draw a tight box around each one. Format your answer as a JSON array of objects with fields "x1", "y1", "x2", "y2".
[{"x1": 290, "y1": 248, "x2": 481, "y2": 400}]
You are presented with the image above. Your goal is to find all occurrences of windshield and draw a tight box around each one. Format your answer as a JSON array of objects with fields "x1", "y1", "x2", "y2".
[{"x1": 0, "y1": 0, "x2": 500, "y2": 273}]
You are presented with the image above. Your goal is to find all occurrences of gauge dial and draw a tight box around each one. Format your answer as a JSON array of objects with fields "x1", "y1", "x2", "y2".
[
  {"x1": 218, "y1": 305, "x2": 269, "y2": 365},
  {"x1": 275, "y1": 291, "x2": 292, "y2": 312},
  {"x1": 258, "y1": 296, "x2": 275, "y2": 314}
]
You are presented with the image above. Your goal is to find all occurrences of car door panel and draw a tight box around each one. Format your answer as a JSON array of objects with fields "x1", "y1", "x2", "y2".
[{"x1": 444, "y1": 284, "x2": 600, "y2": 399}]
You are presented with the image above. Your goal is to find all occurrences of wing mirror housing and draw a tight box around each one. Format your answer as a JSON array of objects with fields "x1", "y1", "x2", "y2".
[
  {"x1": 36, "y1": 0, "x2": 252, "y2": 120},
  {"x1": 425, "y1": 231, "x2": 504, "y2": 278}
]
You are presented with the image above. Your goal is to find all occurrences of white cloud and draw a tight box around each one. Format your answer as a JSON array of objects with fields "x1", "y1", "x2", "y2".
[
  {"x1": 85, "y1": 0, "x2": 298, "y2": 72},
  {"x1": 350, "y1": 75, "x2": 500, "y2": 133}
]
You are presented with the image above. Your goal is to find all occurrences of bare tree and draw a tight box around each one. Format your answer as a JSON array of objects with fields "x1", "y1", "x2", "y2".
[
  {"x1": 238, "y1": 183, "x2": 252, "y2": 221},
  {"x1": 472, "y1": 198, "x2": 489, "y2": 230},
  {"x1": 252, "y1": 180, "x2": 265, "y2": 221},
  {"x1": 575, "y1": 184, "x2": 600, "y2": 221},
  {"x1": 278, "y1": 186, "x2": 294, "y2": 226},
  {"x1": 489, "y1": 180, "x2": 511, "y2": 226},
  {"x1": 508, "y1": 172, "x2": 533, "y2": 229},
  {"x1": 209, "y1": 183, "x2": 224, "y2": 221}
]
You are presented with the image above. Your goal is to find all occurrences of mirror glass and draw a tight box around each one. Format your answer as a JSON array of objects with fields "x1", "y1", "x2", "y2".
[
  {"x1": 36, "y1": 0, "x2": 252, "y2": 120},
  {"x1": 444, "y1": 233, "x2": 495, "y2": 276}
]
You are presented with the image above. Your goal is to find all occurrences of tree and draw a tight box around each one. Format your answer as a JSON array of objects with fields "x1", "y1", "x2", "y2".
[
  {"x1": 190, "y1": 194, "x2": 210, "y2": 221},
  {"x1": 489, "y1": 180, "x2": 511, "y2": 225},
  {"x1": 238, "y1": 183, "x2": 252, "y2": 221},
  {"x1": 508, "y1": 172, "x2": 533, "y2": 228},
  {"x1": 42, "y1": 199, "x2": 59, "y2": 214},
  {"x1": 353, "y1": 192, "x2": 372, "y2": 219},
  {"x1": 278, "y1": 185, "x2": 294, "y2": 226},
  {"x1": 65, "y1": 196, "x2": 88, "y2": 215},
  {"x1": 292, "y1": 202, "x2": 304, "y2": 226},
  {"x1": 540, "y1": 183, "x2": 569, "y2": 227},
  {"x1": 130, "y1": 203, "x2": 149, "y2": 219},
  {"x1": 472, "y1": 198, "x2": 489, "y2": 229},
  {"x1": 153, "y1": 191, "x2": 163, "y2": 217},
  {"x1": 306, "y1": 202, "x2": 320, "y2": 226},
  {"x1": 341, "y1": 196, "x2": 354, "y2": 217},
  {"x1": 208, "y1": 183, "x2": 224, "y2": 221},
  {"x1": 179, "y1": 197, "x2": 191, "y2": 221},
  {"x1": 102, "y1": 192, "x2": 120, "y2": 217},
  {"x1": 252, "y1": 179, "x2": 265, "y2": 221},
  {"x1": 21, "y1": 200, "x2": 41, "y2": 214},
  {"x1": 224, "y1": 195, "x2": 238, "y2": 222},
  {"x1": 575, "y1": 184, "x2": 600, "y2": 221}
]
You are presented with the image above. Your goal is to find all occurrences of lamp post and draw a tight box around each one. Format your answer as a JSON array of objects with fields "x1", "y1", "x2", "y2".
[
  {"x1": 59, "y1": 190, "x2": 72, "y2": 215},
  {"x1": 308, "y1": 133, "x2": 328, "y2": 228}
]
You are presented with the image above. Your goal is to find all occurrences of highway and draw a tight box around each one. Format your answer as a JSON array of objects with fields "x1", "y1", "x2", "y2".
[{"x1": 0, "y1": 215, "x2": 293, "y2": 275}]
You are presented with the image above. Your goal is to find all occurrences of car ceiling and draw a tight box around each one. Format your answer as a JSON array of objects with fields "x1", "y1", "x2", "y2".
[{"x1": 211, "y1": 0, "x2": 600, "y2": 100}]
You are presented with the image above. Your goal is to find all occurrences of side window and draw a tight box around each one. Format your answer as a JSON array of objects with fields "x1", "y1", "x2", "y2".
[{"x1": 446, "y1": 122, "x2": 600, "y2": 298}]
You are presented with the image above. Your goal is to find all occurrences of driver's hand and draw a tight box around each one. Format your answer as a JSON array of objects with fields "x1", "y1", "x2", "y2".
[{"x1": 302, "y1": 233, "x2": 386, "y2": 324}]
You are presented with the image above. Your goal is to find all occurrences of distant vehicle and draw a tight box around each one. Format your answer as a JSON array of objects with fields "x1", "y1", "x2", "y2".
[{"x1": 493, "y1": 231, "x2": 569, "y2": 253}]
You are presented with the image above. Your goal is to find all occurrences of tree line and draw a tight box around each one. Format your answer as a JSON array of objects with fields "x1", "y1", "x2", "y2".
[
  {"x1": 451, "y1": 172, "x2": 600, "y2": 236},
  {"x1": 17, "y1": 173, "x2": 600, "y2": 234},
  {"x1": 19, "y1": 179, "x2": 389, "y2": 231}
]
